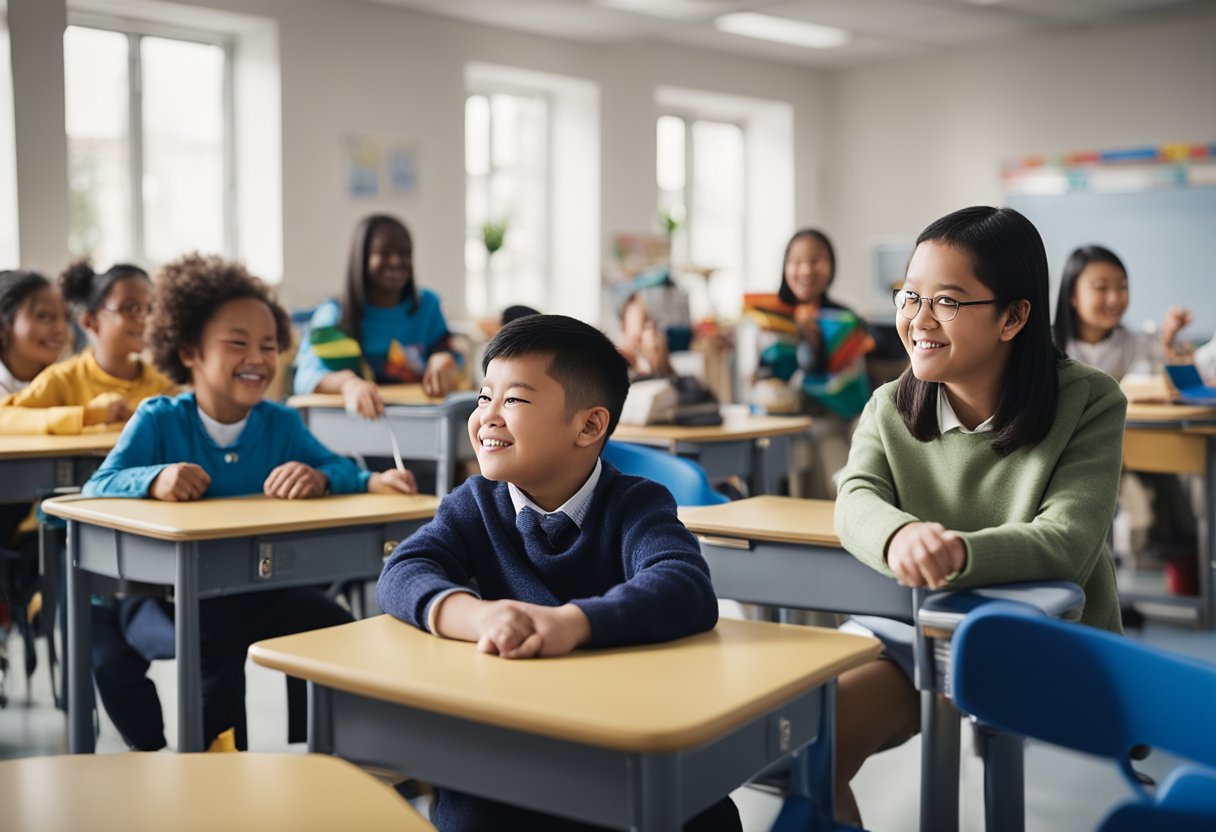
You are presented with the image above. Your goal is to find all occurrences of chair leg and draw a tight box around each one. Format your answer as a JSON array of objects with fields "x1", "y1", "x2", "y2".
[{"x1": 976, "y1": 722, "x2": 1025, "y2": 832}]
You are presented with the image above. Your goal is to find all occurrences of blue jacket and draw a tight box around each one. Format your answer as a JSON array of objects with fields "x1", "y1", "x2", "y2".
[{"x1": 83, "y1": 393, "x2": 371, "y2": 498}]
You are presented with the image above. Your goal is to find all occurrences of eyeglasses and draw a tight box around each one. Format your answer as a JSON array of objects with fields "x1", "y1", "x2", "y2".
[
  {"x1": 892, "y1": 289, "x2": 998, "y2": 323},
  {"x1": 99, "y1": 303, "x2": 154, "y2": 320}
]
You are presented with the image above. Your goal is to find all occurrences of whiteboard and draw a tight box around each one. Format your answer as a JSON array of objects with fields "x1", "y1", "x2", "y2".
[{"x1": 1008, "y1": 188, "x2": 1216, "y2": 340}]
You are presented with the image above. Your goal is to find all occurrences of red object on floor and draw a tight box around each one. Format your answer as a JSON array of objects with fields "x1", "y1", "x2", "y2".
[{"x1": 1165, "y1": 555, "x2": 1200, "y2": 596}]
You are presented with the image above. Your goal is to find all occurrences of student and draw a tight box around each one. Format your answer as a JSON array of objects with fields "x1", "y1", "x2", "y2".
[
  {"x1": 83, "y1": 253, "x2": 417, "y2": 752},
  {"x1": 293, "y1": 214, "x2": 461, "y2": 417},
  {"x1": 833, "y1": 206, "x2": 1126, "y2": 826},
  {"x1": 0, "y1": 261, "x2": 175, "y2": 434},
  {"x1": 376, "y1": 314, "x2": 737, "y2": 832},
  {"x1": 1051, "y1": 244, "x2": 1188, "y2": 379},
  {"x1": 617, "y1": 291, "x2": 673, "y2": 378},
  {"x1": 0, "y1": 269, "x2": 69, "y2": 395},
  {"x1": 752, "y1": 229, "x2": 874, "y2": 498}
]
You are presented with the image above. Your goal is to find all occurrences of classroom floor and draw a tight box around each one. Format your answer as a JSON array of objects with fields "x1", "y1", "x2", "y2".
[{"x1": 1, "y1": 605, "x2": 1212, "y2": 832}]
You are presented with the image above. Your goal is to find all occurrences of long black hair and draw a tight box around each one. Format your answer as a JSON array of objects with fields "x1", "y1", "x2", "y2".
[
  {"x1": 1051, "y1": 245, "x2": 1127, "y2": 348},
  {"x1": 894, "y1": 206, "x2": 1062, "y2": 457},
  {"x1": 777, "y1": 228, "x2": 836, "y2": 306},
  {"x1": 340, "y1": 214, "x2": 418, "y2": 346}
]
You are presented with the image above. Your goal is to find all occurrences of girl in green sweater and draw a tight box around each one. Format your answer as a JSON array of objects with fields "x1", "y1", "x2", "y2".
[{"x1": 833, "y1": 206, "x2": 1127, "y2": 825}]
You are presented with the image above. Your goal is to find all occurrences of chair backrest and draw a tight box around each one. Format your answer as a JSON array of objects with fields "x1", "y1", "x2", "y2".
[
  {"x1": 950, "y1": 602, "x2": 1216, "y2": 800},
  {"x1": 602, "y1": 440, "x2": 729, "y2": 507}
]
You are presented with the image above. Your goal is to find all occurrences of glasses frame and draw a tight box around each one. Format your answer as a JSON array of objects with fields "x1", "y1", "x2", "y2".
[
  {"x1": 98, "y1": 303, "x2": 154, "y2": 320},
  {"x1": 892, "y1": 289, "x2": 999, "y2": 323}
]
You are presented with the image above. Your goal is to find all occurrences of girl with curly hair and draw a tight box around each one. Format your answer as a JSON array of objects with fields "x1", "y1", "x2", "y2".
[
  {"x1": 0, "y1": 261, "x2": 175, "y2": 434},
  {"x1": 83, "y1": 253, "x2": 416, "y2": 751}
]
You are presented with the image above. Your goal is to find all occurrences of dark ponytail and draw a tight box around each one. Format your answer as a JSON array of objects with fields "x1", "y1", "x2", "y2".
[{"x1": 59, "y1": 259, "x2": 149, "y2": 314}]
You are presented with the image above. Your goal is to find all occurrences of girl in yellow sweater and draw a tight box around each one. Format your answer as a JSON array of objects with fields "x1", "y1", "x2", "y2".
[{"x1": 0, "y1": 261, "x2": 175, "y2": 434}]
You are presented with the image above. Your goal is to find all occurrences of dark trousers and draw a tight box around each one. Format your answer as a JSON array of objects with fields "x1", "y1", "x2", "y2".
[
  {"x1": 91, "y1": 588, "x2": 352, "y2": 750},
  {"x1": 431, "y1": 790, "x2": 742, "y2": 832}
]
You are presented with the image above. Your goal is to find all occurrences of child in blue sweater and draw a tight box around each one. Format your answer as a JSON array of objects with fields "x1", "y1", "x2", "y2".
[
  {"x1": 85, "y1": 254, "x2": 416, "y2": 751},
  {"x1": 377, "y1": 314, "x2": 737, "y2": 831}
]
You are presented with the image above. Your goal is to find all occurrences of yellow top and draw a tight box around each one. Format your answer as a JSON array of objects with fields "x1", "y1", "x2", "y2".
[
  {"x1": 0, "y1": 752, "x2": 434, "y2": 832},
  {"x1": 42, "y1": 492, "x2": 439, "y2": 541},
  {"x1": 611, "y1": 413, "x2": 812, "y2": 445},
  {"x1": 681, "y1": 496, "x2": 838, "y2": 546},
  {"x1": 288, "y1": 383, "x2": 465, "y2": 410},
  {"x1": 250, "y1": 615, "x2": 880, "y2": 753},
  {"x1": 0, "y1": 348, "x2": 176, "y2": 435}
]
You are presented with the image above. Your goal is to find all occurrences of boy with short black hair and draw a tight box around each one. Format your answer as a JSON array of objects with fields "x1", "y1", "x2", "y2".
[{"x1": 377, "y1": 314, "x2": 736, "y2": 830}]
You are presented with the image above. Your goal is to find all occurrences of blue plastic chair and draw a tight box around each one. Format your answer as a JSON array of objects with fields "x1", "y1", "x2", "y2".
[
  {"x1": 951, "y1": 602, "x2": 1216, "y2": 831},
  {"x1": 602, "y1": 440, "x2": 729, "y2": 507}
]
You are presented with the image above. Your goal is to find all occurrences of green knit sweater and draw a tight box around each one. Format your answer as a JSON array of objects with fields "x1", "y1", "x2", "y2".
[{"x1": 835, "y1": 359, "x2": 1126, "y2": 632}]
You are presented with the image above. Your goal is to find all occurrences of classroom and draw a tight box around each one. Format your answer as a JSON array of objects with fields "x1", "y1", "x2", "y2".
[{"x1": 2, "y1": 0, "x2": 1216, "y2": 830}]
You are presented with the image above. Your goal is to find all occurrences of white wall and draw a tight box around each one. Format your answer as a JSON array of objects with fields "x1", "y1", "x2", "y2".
[{"x1": 824, "y1": 9, "x2": 1216, "y2": 313}]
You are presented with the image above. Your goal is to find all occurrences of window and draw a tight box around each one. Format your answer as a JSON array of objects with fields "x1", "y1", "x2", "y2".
[
  {"x1": 656, "y1": 114, "x2": 745, "y2": 320},
  {"x1": 465, "y1": 91, "x2": 549, "y2": 318},
  {"x1": 0, "y1": 9, "x2": 19, "y2": 266},
  {"x1": 64, "y1": 22, "x2": 232, "y2": 266}
]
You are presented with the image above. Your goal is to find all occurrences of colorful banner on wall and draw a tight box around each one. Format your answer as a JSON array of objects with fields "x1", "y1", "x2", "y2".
[{"x1": 1002, "y1": 142, "x2": 1216, "y2": 195}]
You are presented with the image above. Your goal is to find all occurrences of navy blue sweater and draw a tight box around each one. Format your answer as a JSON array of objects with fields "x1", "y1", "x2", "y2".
[
  {"x1": 376, "y1": 463, "x2": 718, "y2": 648},
  {"x1": 377, "y1": 464, "x2": 719, "y2": 831}
]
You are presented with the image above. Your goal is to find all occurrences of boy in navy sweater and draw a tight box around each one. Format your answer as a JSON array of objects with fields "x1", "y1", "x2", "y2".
[{"x1": 377, "y1": 314, "x2": 738, "y2": 831}]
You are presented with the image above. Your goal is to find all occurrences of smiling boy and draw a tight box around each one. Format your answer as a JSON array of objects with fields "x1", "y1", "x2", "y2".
[{"x1": 377, "y1": 314, "x2": 736, "y2": 830}]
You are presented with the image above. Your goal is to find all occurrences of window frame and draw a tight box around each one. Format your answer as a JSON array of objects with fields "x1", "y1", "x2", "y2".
[{"x1": 65, "y1": 13, "x2": 237, "y2": 263}]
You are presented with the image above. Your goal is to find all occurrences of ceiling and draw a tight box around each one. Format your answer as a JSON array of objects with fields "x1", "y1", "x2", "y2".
[{"x1": 357, "y1": 0, "x2": 1213, "y2": 68}]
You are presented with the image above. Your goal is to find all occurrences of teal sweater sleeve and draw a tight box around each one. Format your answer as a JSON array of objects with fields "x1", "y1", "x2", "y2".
[{"x1": 82, "y1": 399, "x2": 173, "y2": 497}]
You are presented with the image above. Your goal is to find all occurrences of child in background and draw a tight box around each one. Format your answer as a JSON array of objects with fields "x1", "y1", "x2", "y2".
[
  {"x1": 751, "y1": 229, "x2": 874, "y2": 498},
  {"x1": 84, "y1": 254, "x2": 416, "y2": 752},
  {"x1": 1052, "y1": 245, "x2": 1197, "y2": 589},
  {"x1": 1051, "y1": 244, "x2": 1189, "y2": 378},
  {"x1": 293, "y1": 214, "x2": 461, "y2": 417},
  {"x1": 833, "y1": 207, "x2": 1125, "y2": 826},
  {"x1": 0, "y1": 269, "x2": 69, "y2": 395},
  {"x1": 0, "y1": 261, "x2": 175, "y2": 434},
  {"x1": 617, "y1": 292, "x2": 673, "y2": 379},
  {"x1": 377, "y1": 314, "x2": 736, "y2": 832},
  {"x1": 0, "y1": 269, "x2": 70, "y2": 687}
]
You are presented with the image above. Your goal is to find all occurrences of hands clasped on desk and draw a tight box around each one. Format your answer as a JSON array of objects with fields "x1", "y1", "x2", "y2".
[{"x1": 148, "y1": 460, "x2": 417, "y2": 501}]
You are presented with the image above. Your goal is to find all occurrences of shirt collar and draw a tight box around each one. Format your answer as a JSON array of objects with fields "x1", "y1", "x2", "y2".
[
  {"x1": 508, "y1": 458, "x2": 602, "y2": 529},
  {"x1": 937, "y1": 386, "x2": 995, "y2": 434}
]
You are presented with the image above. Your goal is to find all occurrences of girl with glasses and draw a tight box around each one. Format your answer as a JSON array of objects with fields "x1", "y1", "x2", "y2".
[
  {"x1": 0, "y1": 261, "x2": 175, "y2": 434},
  {"x1": 831, "y1": 206, "x2": 1126, "y2": 826}
]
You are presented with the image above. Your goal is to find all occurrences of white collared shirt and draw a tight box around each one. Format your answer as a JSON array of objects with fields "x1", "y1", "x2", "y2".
[{"x1": 936, "y1": 387, "x2": 995, "y2": 434}]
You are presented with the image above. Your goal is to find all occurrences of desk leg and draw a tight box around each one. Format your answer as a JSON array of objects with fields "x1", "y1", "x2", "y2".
[
  {"x1": 175, "y1": 542, "x2": 204, "y2": 752},
  {"x1": 66, "y1": 520, "x2": 95, "y2": 753},
  {"x1": 39, "y1": 519, "x2": 62, "y2": 709},
  {"x1": 752, "y1": 436, "x2": 771, "y2": 497},
  {"x1": 978, "y1": 724, "x2": 1024, "y2": 832},
  {"x1": 1202, "y1": 438, "x2": 1215, "y2": 629},
  {"x1": 919, "y1": 691, "x2": 960, "y2": 832},
  {"x1": 634, "y1": 754, "x2": 681, "y2": 831},
  {"x1": 308, "y1": 682, "x2": 334, "y2": 754},
  {"x1": 437, "y1": 413, "x2": 453, "y2": 498},
  {"x1": 788, "y1": 679, "x2": 836, "y2": 825}
]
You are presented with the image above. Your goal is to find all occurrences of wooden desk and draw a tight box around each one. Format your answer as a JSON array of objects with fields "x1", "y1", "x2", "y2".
[
  {"x1": 612, "y1": 412, "x2": 812, "y2": 496},
  {"x1": 250, "y1": 615, "x2": 879, "y2": 831},
  {"x1": 0, "y1": 752, "x2": 433, "y2": 831},
  {"x1": 288, "y1": 386, "x2": 478, "y2": 496},
  {"x1": 43, "y1": 492, "x2": 439, "y2": 753},
  {"x1": 1123, "y1": 402, "x2": 1216, "y2": 628},
  {"x1": 0, "y1": 431, "x2": 117, "y2": 503}
]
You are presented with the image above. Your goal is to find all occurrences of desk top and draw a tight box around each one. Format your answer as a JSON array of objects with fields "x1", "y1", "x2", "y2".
[
  {"x1": 42, "y1": 492, "x2": 439, "y2": 541},
  {"x1": 250, "y1": 615, "x2": 879, "y2": 753},
  {"x1": 0, "y1": 430, "x2": 119, "y2": 459},
  {"x1": 612, "y1": 412, "x2": 811, "y2": 444},
  {"x1": 288, "y1": 383, "x2": 463, "y2": 409},
  {"x1": 1126, "y1": 401, "x2": 1216, "y2": 424},
  {"x1": 680, "y1": 496, "x2": 838, "y2": 546},
  {"x1": 0, "y1": 752, "x2": 433, "y2": 831}
]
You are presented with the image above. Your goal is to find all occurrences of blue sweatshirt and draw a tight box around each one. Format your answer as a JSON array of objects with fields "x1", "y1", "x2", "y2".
[
  {"x1": 83, "y1": 393, "x2": 371, "y2": 498},
  {"x1": 377, "y1": 463, "x2": 719, "y2": 832},
  {"x1": 292, "y1": 292, "x2": 453, "y2": 394}
]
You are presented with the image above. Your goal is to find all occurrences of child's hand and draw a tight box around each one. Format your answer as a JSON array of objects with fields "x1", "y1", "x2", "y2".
[
  {"x1": 263, "y1": 462, "x2": 327, "y2": 499},
  {"x1": 885, "y1": 522, "x2": 967, "y2": 589},
  {"x1": 369, "y1": 468, "x2": 418, "y2": 494},
  {"x1": 84, "y1": 394, "x2": 133, "y2": 426},
  {"x1": 522, "y1": 603, "x2": 592, "y2": 658},
  {"x1": 794, "y1": 304, "x2": 821, "y2": 340},
  {"x1": 421, "y1": 352, "x2": 458, "y2": 398},
  {"x1": 341, "y1": 377, "x2": 384, "y2": 419},
  {"x1": 1162, "y1": 307, "x2": 1193, "y2": 348},
  {"x1": 475, "y1": 600, "x2": 544, "y2": 658},
  {"x1": 639, "y1": 322, "x2": 670, "y2": 373},
  {"x1": 150, "y1": 463, "x2": 211, "y2": 502}
]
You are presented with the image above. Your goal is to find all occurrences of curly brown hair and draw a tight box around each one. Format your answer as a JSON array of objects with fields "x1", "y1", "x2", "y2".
[{"x1": 149, "y1": 253, "x2": 292, "y2": 384}]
